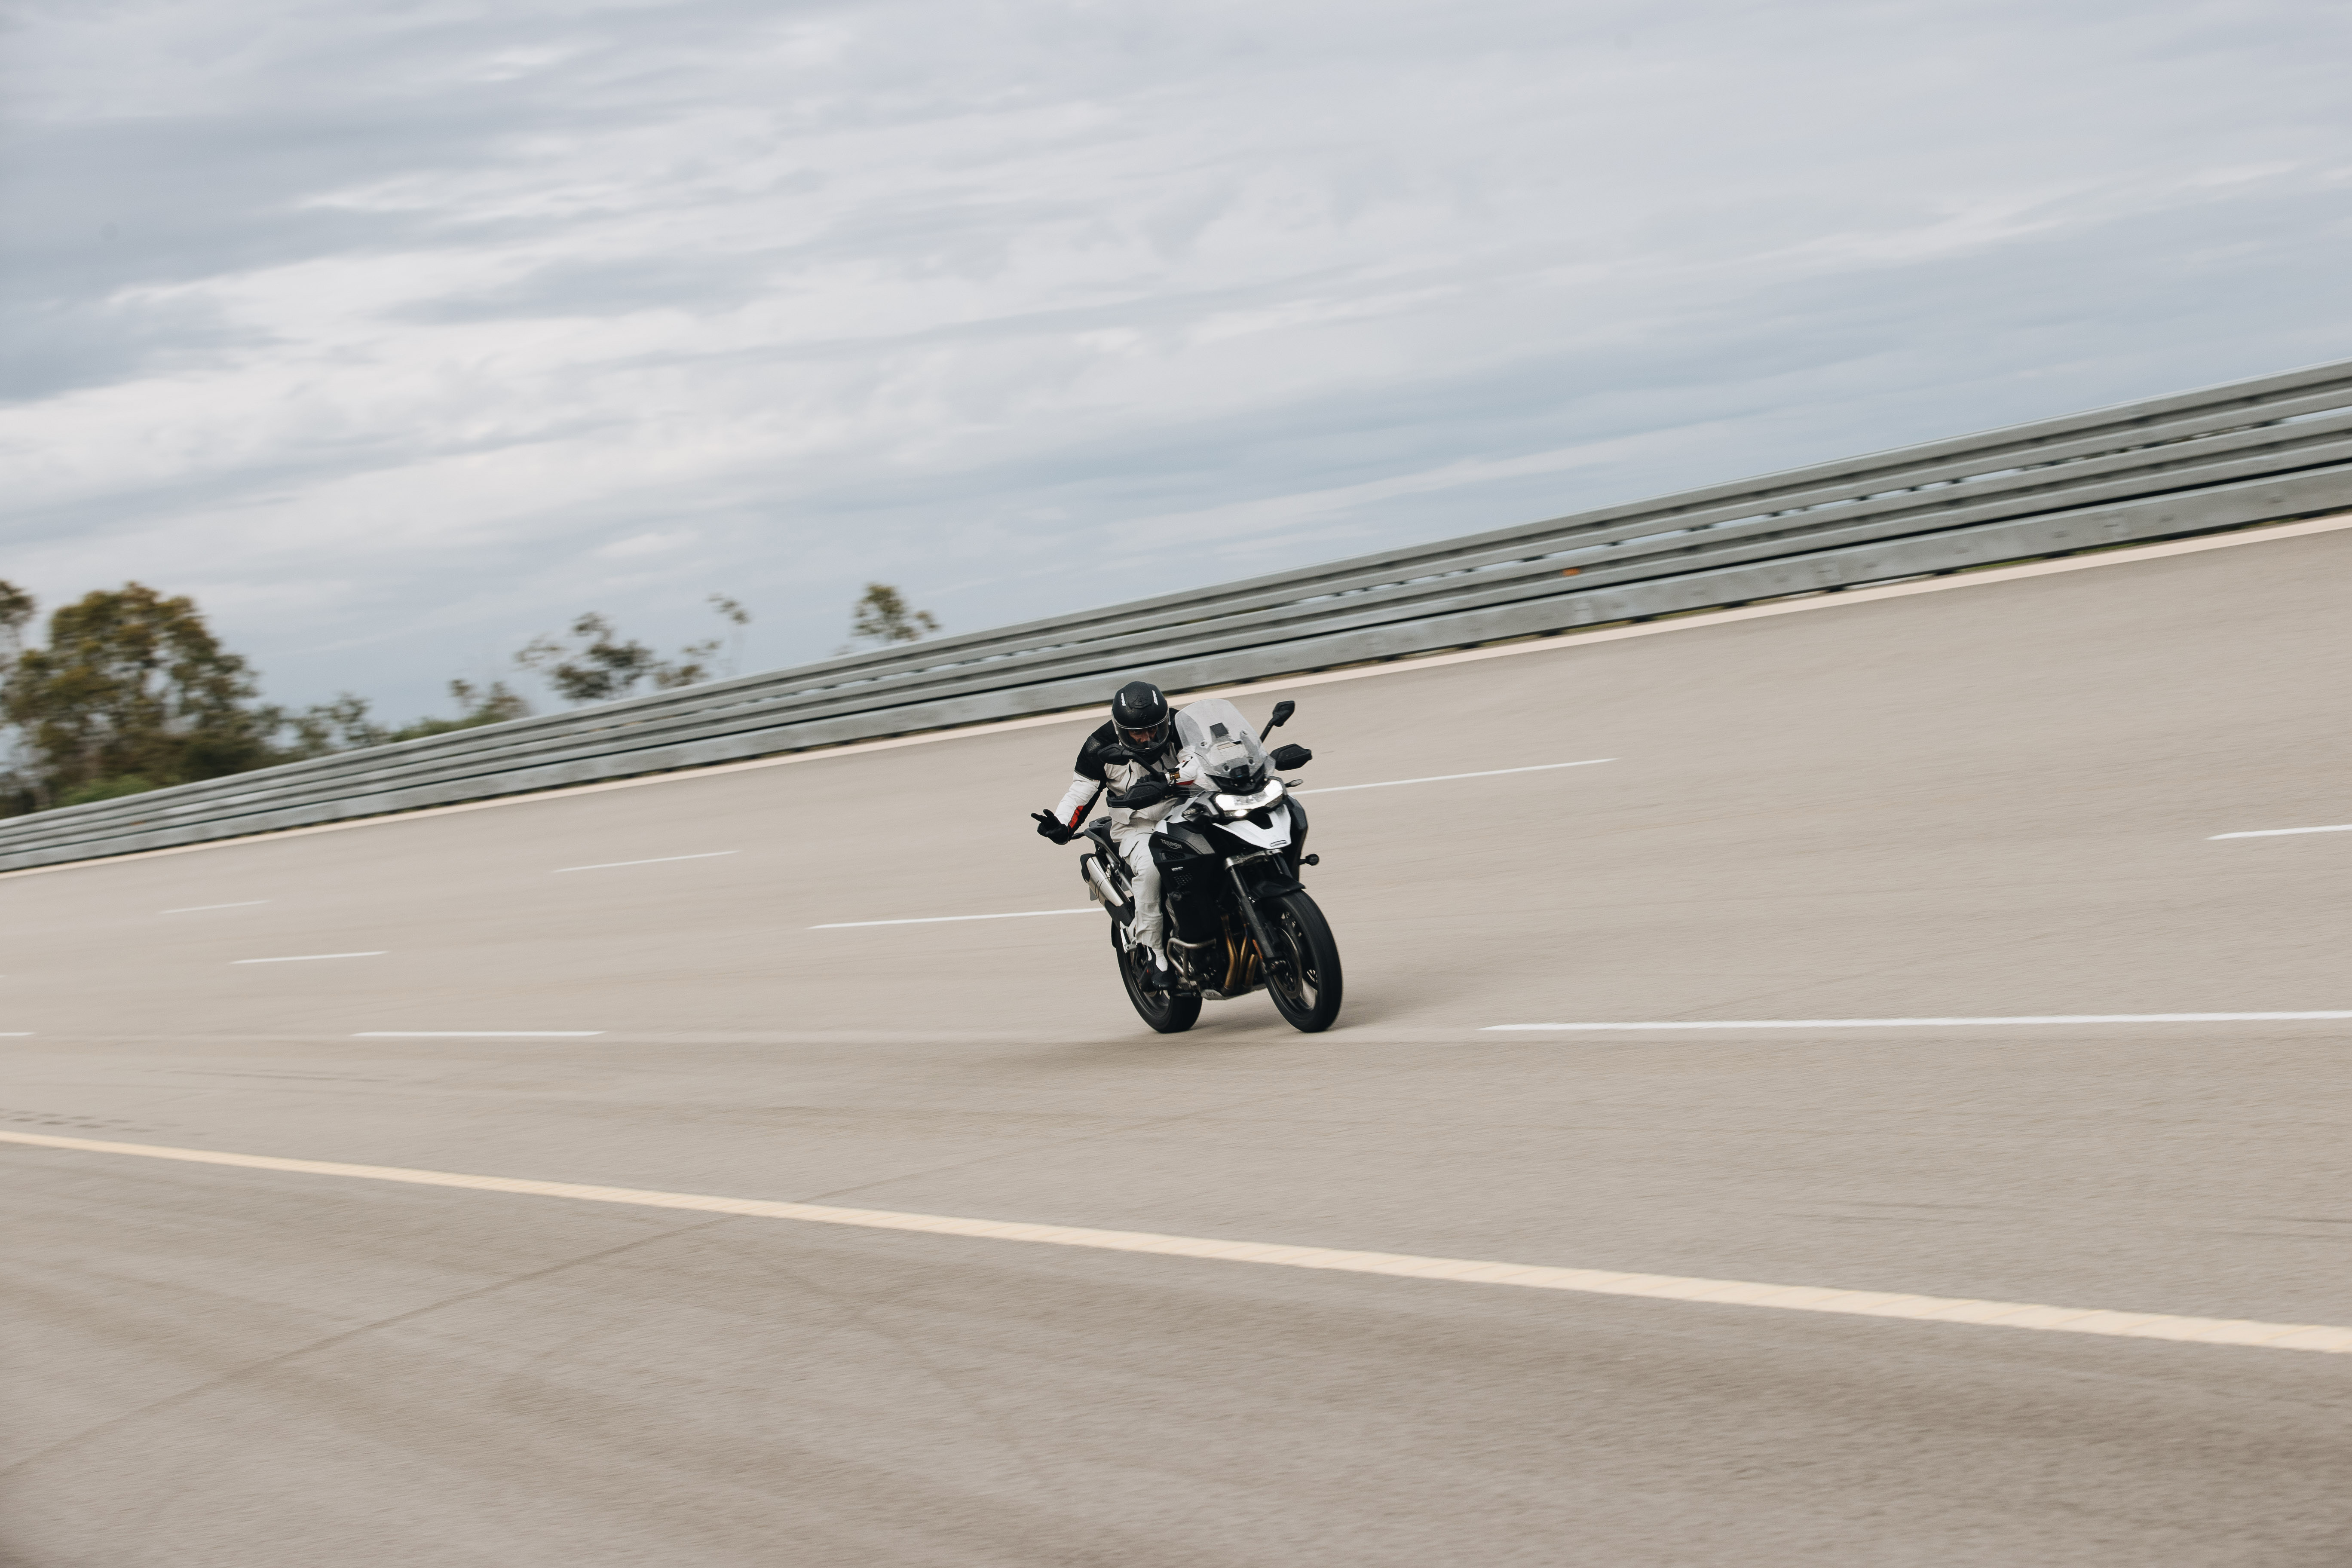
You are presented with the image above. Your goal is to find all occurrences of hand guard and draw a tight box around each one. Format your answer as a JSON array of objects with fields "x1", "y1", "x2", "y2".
[
  {"x1": 1031, "y1": 809, "x2": 1075, "y2": 844},
  {"x1": 1109, "y1": 778, "x2": 1173, "y2": 809}
]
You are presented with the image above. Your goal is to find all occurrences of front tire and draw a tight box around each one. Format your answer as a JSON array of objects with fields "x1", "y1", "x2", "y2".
[
  {"x1": 1260, "y1": 891, "x2": 1342, "y2": 1032},
  {"x1": 1113, "y1": 922, "x2": 1200, "y2": 1033}
]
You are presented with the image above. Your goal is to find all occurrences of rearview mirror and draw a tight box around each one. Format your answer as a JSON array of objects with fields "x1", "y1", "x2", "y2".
[{"x1": 1265, "y1": 700, "x2": 1295, "y2": 732}]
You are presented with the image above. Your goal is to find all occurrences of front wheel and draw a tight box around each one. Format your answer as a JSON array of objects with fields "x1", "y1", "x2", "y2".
[
  {"x1": 1113, "y1": 922, "x2": 1200, "y2": 1033},
  {"x1": 1259, "y1": 891, "x2": 1342, "y2": 1032}
]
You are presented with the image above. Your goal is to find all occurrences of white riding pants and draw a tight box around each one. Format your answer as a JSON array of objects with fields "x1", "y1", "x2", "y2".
[{"x1": 1116, "y1": 828, "x2": 1164, "y2": 955}]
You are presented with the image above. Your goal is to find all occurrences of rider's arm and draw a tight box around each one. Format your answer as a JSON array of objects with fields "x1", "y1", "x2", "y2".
[
  {"x1": 1051, "y1": 774, "x2": 1101, "y2": 830},
  {"x1": 1051, "y1": 723, "x2": 1121, "y2": 829}
]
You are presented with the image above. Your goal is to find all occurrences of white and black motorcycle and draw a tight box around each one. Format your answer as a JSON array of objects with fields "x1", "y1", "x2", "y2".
[{"x1": 1074, "y1": 697, "x2": 1342, "y2": 1034}]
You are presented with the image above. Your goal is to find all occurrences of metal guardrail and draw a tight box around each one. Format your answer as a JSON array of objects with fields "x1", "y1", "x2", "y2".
[{"x1": 8, "y1": 355, "x2": 2352, "y2": 872}]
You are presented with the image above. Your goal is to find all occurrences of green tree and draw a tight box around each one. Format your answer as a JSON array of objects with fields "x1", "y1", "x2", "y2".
[
  {"x1": 2, "y1": 583, "x2": 277, "y2": 808},
  {"x1": 517, "y1": 597, "x2": 753, "y2": 705},
  {"x1": 0, "y1": 581, "x2": 34, "y2": 659},
  {"x1": 0, "y1": 580, "x2": 554, "y2": 813},
  {"x1": 847, "y1": 583, "x2": 939, "y2": 649},
  {"x1": 279, "y1": 692, "x2": 388, "y2": 755},
  {"x1": 707, "y1": 593, "x2": 750, "y2": 677},
  {"x1": 428, "y1": 679, "x2": 532, "y2": 734},
  {"x1": 277, "y1": 680, "x2": 533, "y2": 759}
]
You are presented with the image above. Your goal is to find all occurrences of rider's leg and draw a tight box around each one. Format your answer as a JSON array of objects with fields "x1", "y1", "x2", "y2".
[{"x1": 1119, "y1": 832, "x2": 1167, "y2": 965}]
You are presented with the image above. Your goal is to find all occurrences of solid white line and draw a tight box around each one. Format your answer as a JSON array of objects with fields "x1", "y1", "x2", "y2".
[
  {"x1": 353, "y1": 1032, "x2": 605, "y2": 1038},
  {"x1": 0, "y1": 1034, "x2": 31, "y2": 1038},
  {"x1": 1, "y1": 1128, "x2": 2346, "y2": 1354},
  {"x1": 553, "y1": 851, "x2": 738, "y2": 873},
  {"x1": 162, "y1": 900, "x2": 270, "y2": 914},
  {"x1": 1485, "y1": 1011, "x2": 2352, "y2": 1031},
  {"x1": 2210, "y1": 824, "x2": 2352, "y2": 840},
  {"x1": 1302, "y1": 759, "x2": 1614, "y2": 794},
  {"x1": 231, "y1": 952, "x2": 386, "y2": 965},
  {"x1": 813, "y1": 908, "x2": 1098, "y2": 929}
]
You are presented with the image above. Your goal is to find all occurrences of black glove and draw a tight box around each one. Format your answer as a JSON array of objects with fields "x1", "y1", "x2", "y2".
[
  {"x1": 1109, "y1": 778, "x2": 1173, "y2": 809},
  {"x1": 1031, "y1": 809, "x2": 1074, "y2": 844}
]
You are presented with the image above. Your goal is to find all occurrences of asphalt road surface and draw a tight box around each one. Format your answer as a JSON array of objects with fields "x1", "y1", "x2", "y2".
[{"x1": 5, "y1": 524, "x2": 2351, "y2": 1566}]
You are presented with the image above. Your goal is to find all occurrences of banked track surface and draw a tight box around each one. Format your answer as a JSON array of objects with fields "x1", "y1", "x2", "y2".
[
  {"x1": 6, "y1": 354, "x2": 2352, "y2": 872},
  {"x1": 4, "y1": 524, "x2": 2351, "y2": 1566}
]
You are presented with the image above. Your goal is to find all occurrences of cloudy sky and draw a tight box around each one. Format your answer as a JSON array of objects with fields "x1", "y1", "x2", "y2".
[{"x1": 4, "y1": 0, "x2": 2349, "y2": 718}]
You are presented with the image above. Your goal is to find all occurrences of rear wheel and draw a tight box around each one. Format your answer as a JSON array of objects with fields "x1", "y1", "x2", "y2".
[
  {"x1": 1113, "y1": 922, "x2": 1200, "y2": 1033},
  {"x1": 1260, "y1": 891, "x2": 1343, "y2": 1032}
]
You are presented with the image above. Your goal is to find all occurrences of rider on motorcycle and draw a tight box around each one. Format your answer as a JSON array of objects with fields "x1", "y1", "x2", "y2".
[{"x1": 1031, "y1": 680, "x2": 1185, "y2": 980}]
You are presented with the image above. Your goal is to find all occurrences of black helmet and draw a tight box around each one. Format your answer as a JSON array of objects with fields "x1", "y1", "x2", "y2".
[{"x1": 1111, "y1": 680, "x2": 1171, "y2": 747}]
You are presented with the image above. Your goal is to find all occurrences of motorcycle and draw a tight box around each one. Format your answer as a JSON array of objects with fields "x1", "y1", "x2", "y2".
[{"x1": 1072, "y1": 696, "x2": 1342, "y2": 1034}]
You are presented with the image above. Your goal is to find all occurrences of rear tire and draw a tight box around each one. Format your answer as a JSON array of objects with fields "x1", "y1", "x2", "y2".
[
  {"x1": 1260, "y1": 891, "x2": 1343, "y2": 1032},
  {"x1": 1113, "y1": 922, "x2": 1200, "y2": 1033}
]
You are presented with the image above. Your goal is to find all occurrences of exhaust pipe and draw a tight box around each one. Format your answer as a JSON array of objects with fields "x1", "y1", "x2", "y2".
[{"x1": 1081, "y1": 854, "x2": 1128, "y2": 913}]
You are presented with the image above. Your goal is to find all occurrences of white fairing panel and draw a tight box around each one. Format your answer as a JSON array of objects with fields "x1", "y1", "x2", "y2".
[
  {"x1": 1175, "y1": 698, "x2": 1271, "y2": 790},
  {"x1": 1202, "y1": 814, "x2": 1291, "y2": 850}
]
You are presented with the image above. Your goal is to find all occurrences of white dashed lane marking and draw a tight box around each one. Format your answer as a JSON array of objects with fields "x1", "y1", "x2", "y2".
[
  {"x1": 554, "y1": 852, "x2": 737, "y2": 873},
  {"x1": 2210, "y1": 824, "x2": 2352, "y2": 840},
  {"x1": 814, "y1": 909, "x2": 1097, "y2": 929},
  {"x1": 1, "y1": 1130, "x2": 2346, "y2": 1354},
  {"x1": 354, "y1": 1032, "x2": 603, "y2": 1038},
  {"x1": 162, "y1": 901, "x2": 270, "y2": 914},
  {"x1": 231, "y1": 952, "x2": 386, "y2": 965},
  {"x1": 1300, "y1": 759, "x2": 1614, "y2": 794},
  {"x1": 815, "y1": 760, "x2": 1618, "y2": 926},
  {"x1": 1485, "y1": 1012, "x2": 2352, "y2": 1031}
]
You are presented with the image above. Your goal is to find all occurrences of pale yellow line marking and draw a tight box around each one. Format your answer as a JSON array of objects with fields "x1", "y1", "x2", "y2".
[
  {"x1": 5, "y1": 1128, "x2": 2348, "y2": 1354},
  {"x1": 6, "y1": 512, "x2": 2347, "y2": 885}
]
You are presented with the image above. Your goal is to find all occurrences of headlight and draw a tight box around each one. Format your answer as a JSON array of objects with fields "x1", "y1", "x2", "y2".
[{"x1": 1212, "y1": 778, "x2": 1286, "y2": 815}]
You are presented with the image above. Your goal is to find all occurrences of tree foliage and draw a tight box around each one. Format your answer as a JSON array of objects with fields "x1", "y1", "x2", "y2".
[
  {"x1": 0, "y1": 582, "x2": 34, "y2": 657},
  {"x1": 516, "y1": 596, "x2": 753, "y2": 705},
  {"x1": 1, "y1": 582, "x2": 278, "y2": 809},
  {"x1": 848, "y1": 583, "x2": 939, "y2": 649},
  {"x1": 0, "y1": 579, "x2": 759, "y2": 814},
  {"x1": 276, "y1": 680, "x2": 532, "y2": 758},
  {"x1": 0, "y1": 579, "x2": 545, "y2": 814}
]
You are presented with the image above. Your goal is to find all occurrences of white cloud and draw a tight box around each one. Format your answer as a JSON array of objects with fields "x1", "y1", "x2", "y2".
[
  {"x1": 2, "y1": 0, "x2": 2349, "y2": 714},
  {"x1": 595, "y1": 528, "x2": 697, "y2": 559}
]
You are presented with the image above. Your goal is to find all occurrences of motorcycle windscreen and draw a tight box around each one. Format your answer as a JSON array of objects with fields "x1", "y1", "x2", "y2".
[{"x1": 1174, "y1": 697, "x2": 1271, "y2": 790}]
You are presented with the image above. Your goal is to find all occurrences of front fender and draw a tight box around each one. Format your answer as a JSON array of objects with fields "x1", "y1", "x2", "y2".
[{"x1": 1233, "y1": 858, "x2": 1302, "y2": 899}]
